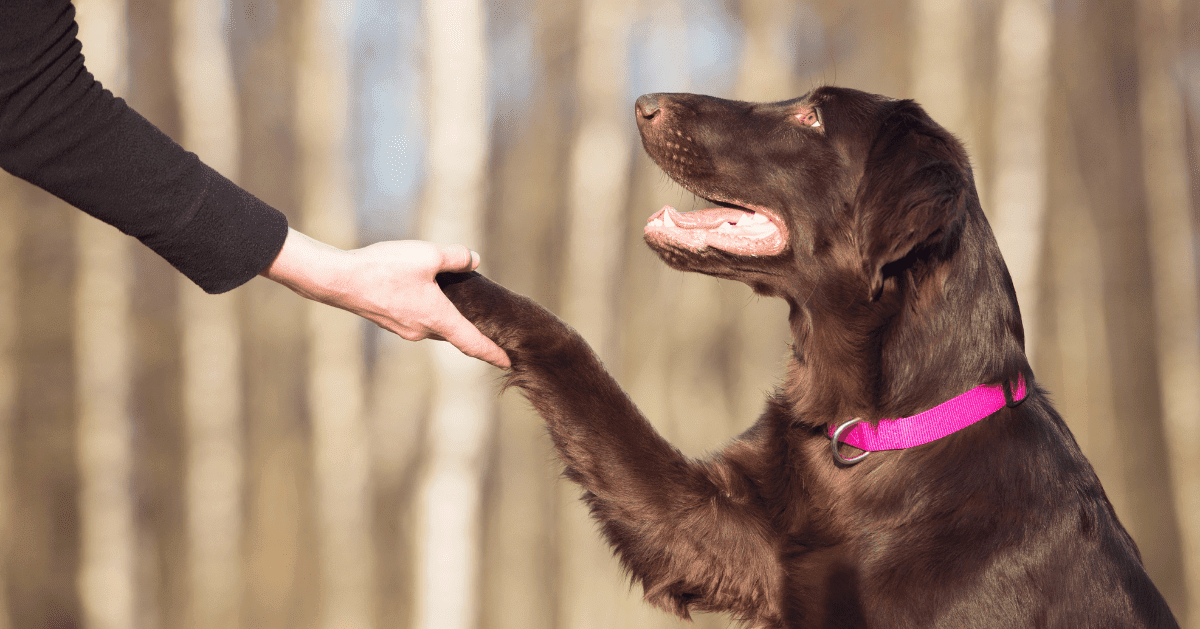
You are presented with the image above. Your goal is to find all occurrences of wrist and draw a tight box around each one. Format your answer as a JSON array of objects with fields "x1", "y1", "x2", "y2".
[{"x1": 260, "y1": 228, "x2": 353, "y2": 304}]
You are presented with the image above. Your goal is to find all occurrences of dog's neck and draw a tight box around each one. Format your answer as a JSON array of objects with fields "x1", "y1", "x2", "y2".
[{"x1": 785, "y1": 203, "x2": 1029, "y2": 426}]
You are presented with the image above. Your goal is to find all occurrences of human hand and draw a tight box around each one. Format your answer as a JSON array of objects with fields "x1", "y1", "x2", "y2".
[{"x1": 260, "y1": 228, "x2": 511, "y2": 369}]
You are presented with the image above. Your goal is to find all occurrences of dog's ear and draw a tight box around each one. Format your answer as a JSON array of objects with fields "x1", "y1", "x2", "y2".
[{"x1": 855, "y1": 102, "x2": 970, "y2": 300}]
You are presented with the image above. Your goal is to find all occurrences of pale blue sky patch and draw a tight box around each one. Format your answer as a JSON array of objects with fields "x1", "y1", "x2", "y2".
[
  {"x1": 352, "y1": 0, "x2": 426, "y2": 240},
  {"x1": 487, "y1": 0, "x2": 538, "y2": 138},
  {"x1": 629, "y1": 0, "x2": 742, "y2": 100},
  {"x1": 683, "y1": 0, "x2": 742, "y2": 95},
  {"x1": 350, "y1": 0, "x2": 745, "y2": 240}
]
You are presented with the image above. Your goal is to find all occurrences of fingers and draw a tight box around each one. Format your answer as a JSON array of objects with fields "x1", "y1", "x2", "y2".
[
  {"x1": 400, "y1": 285, "x2": 508, "y2": 368},
  {"x1": 436, "y1": 243, "x2": 480, "y2": 274},
  {"x1": 359, "y1": 240, "x2": 506, "y2": 367}
]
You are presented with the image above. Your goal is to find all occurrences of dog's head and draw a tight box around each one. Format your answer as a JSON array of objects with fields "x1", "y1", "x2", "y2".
[
  {"x1": 637, "y1": 86, "x2": 969, "y2": 302},
  {"x1": 636, "y1": 86, "x2": 1024, "y2": 419}
]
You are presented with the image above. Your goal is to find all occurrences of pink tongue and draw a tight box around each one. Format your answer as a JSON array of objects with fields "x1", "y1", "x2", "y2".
[{"x1": 644, "y1": 205, "x2": 787, "y2": 257}]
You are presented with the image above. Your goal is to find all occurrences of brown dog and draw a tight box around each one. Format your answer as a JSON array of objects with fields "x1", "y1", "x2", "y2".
[{"x1": 438, "y1": 86, "x2": 1178, "y2": 628}]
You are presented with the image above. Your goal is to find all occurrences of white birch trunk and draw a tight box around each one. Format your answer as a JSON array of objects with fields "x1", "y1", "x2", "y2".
[
  {"x1": 989, "y1": 0, "x2": 1052, "y2": 362},
  {"x1": 412, "y1": 1, "x2": 493, "y2": 627},
  {"x1": 560, "y1": 0, "x2": 635, "y2": 362},
  {"x1": 295, "y1": 2, "x2": 374, "y2": 629},
  {"x1": 1136, "y1": 0, "x2": 1200, "y2": 623},
  {"x1": 0, "y1": 174, "x2": 18, "y2": 629},
  {"x1": 74, "y1": 210, "x2": 136, "y2": 629},
  {"x1": 171, "y1": 1, "x2": 245, "y2": 627},
  {"x1": 72, "y1": 2, "x2": 136, "y2": 628}
]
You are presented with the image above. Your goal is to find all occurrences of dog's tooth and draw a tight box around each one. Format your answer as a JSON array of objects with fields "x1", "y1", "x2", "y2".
[
  {"x1": 663, "y1": 209, "x2": 676, "y2": 227},
  {"x1": 752, "y1": 213, "x2": 769, "y2": 224},
  {"x1": 717, "y1": 222, "x2": 734, "y2": 233},
  {"x1": 735, "y1": 213, "x2": 752, "y2": 227}
]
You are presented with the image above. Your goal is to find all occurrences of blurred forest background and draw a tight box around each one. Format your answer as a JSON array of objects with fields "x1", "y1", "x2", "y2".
[{"x1": 1, "y1": 0, "x2": 1198, "y2": 627}]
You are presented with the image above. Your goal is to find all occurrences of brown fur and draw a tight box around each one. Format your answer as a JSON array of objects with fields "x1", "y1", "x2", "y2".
[{"x1": 437, "y1": 86, "x2": 1178, "y2": 628}]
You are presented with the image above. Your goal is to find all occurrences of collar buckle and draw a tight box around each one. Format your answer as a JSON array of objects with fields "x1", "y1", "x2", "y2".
[
  {"x1": 831, "y1": 418, "x2": 870, "y2": 465},
  {"x1": 1004, "y1": 377, "x2": 1027, "y2": 408}
]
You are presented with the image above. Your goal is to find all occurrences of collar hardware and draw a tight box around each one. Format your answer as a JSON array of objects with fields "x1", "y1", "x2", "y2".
[{"x1": 831, "y1": 418, "x2": 870, "y2": 465}]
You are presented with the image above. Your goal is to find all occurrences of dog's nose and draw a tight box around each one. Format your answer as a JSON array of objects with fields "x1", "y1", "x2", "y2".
[{"x1": 635, "y1": 94, "x2": 661, "y2": 121}]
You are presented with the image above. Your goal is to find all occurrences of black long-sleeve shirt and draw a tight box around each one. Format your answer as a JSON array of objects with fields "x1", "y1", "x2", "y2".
[{"x1": 0, "y1": 0, "x2": 288, "y2": 293}]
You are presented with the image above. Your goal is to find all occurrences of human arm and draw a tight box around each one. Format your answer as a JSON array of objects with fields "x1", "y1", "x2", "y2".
[
  {"x1": 2, "y1": 2, "x2": 508, "y2": 367},
  {"x1": 0, "y1": 0, "x2": 287, "y2": 292}
]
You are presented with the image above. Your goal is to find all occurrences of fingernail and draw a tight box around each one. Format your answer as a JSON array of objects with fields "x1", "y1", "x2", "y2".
[{"x1": 470, "y1": 250, "x2": 480, "y2": 269}]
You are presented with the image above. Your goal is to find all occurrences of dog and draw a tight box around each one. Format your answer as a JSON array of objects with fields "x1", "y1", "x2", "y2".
[{"x1": 437, "y1": 86, "x2": 1179, "y2": 628}]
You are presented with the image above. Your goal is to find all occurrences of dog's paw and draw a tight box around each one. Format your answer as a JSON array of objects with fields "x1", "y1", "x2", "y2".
[
  {"x1": 437, "y1": 271, "x2": 506, "y2": 328},
  {"x1": 436, "y1": 271, "x2": 556, "y2": 353}
]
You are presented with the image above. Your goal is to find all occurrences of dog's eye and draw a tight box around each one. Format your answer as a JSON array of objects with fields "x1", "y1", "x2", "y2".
[{"x1": 796, "y1": 108, "x2": 821, "y2": 128}]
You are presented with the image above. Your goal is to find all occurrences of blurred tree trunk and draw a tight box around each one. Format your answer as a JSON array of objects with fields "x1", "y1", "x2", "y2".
[
  {"x1": 125, "y1": 0, "x2": 189, "y2": 625},
  {"x1": 1054, "y1": 0, "x2": 1186, "y2": 613},
  {"x1": 479, "y1": 0, "x2": 577, "y2": 627},
  {"x1": 368, "y1": 327, "x2": 429, "y2": 629},
  {"x1": 3, "y1": 158, "x2": 84, "y2": 629},
  {"x1": 1189, "y1": 0, "x2": 1200, "y2": 217},
  {"x1": 72, "y1": 2, "x2": 137, "y2": 628},
  {"x1": 171, "y1": 1, "x2": 246, "y2": 628},
  {"x1": 809, "y1": 0, "x2": 909, "y2": 97},
  {"x1": 0, "y1": 173, "x2": 18, "y2": 629},
  {"x1": 413, "y1": 0, "x2": 494, "y2": 627},
  {"x1": 229, "y1": 0, "x2": 319, "y2": 626},
  {"x1": 909, "y1": 0, "x2": 979, "y2": 194},
  {"x1": 560, "y1": 0, "x2": 635, "y2": 365},
  {"x1": 74, "y1": 203, "x2": 135, "y2": 629},
  {"x1": 736, "y1": 0, "x2": 801, "y2": 99},
  {"x1": 295, "y1": 2, "x2": 375, "y2": 628},
  {"x1": 989, "y1": 0, "x2": 1051, "y2": 362},
  {"x1": 1136, "y1": 0, "x2": 1200, "y2": 623},
  {"x1": 8, "y1": 168, "x2": 81, "y2": 629},
  {"x1": 1040, "y1": 83, "x2": 1127, "y2": 538}
]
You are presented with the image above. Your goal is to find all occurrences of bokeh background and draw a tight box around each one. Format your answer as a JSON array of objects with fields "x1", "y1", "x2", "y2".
[{"x1": 1, "y1": 0, "x2": 1198, "y2": 627}]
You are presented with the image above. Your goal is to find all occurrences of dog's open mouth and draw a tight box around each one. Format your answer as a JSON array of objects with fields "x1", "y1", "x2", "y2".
[{"x1": 644, "y1": 203, "x2": 788, "y2": 257}]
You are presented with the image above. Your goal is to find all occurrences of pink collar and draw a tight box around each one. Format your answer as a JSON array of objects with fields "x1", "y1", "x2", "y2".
[{"x1": 828, "y1": 376, "x2": 1027, "y2": 464}]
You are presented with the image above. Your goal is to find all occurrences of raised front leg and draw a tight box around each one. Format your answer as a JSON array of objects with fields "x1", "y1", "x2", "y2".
[{"x1": 437, "y1": 272, "x2": 782, "y2": 622}]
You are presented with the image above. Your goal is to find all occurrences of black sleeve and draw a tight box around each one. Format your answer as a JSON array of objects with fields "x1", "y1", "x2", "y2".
[{"x1": 0, "y1": 0, "x2": 289, "y2": 294}]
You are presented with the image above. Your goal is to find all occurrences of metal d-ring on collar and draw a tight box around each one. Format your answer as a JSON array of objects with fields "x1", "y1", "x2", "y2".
[{"x1": 831, "y1": 418, "x2": 870, "y2": 465}]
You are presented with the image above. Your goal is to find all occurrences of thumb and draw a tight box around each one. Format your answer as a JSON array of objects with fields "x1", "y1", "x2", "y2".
[
  {"x1": 437, "y1": 244, "x2": 480, "y2": 273},
  {"x1": 434, "y1": 310, "x2": 511, "y2": 369}
]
